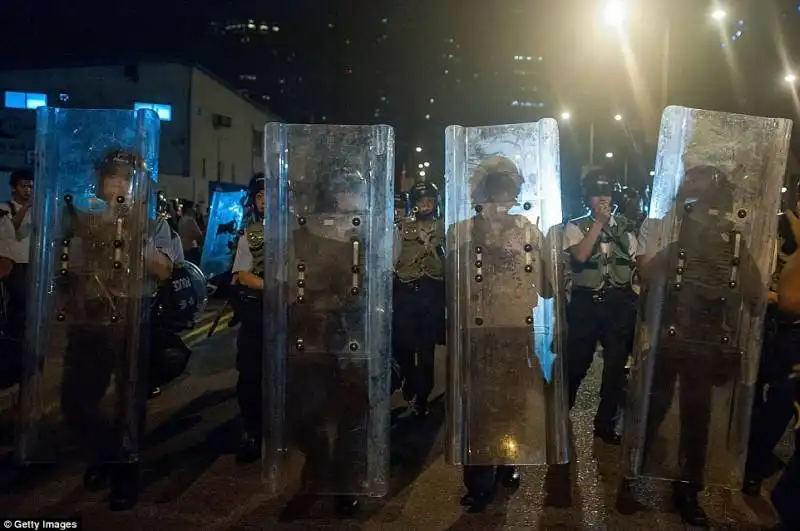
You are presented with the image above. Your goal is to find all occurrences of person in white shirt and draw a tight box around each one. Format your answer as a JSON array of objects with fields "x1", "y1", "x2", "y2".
[{"x1": 0, "y1": 169, "x2": 33, "y2": 343}]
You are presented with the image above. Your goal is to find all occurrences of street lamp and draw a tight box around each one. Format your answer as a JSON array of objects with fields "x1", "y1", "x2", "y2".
[
  {"x1": 605, "y1": 152, "x2": 614, "y2": 159},
  {"x1": 785, "y1": 73, "x2": 797, "y2": 84},
  {"x1": 415, "y1": 146, "x2": 422, "y2": 153},
  {"x1": 710, "y1": 9, "x2": 727, "y2": 21},
  {"x1": 614, "y1": 114, "x2": 623, "y2": 121},
  {"x1": 419, "y1": 170, "x2": 426, "y2": 177},
  {"x1": 560, "y1": 111, "x2": 571, "y2": 120},
  {"x1": 423, "y1": 162, "x2": 430, "y2": 167},
  {"x1": 602, "y1": 1, "x2": 627, "y2": 28}
]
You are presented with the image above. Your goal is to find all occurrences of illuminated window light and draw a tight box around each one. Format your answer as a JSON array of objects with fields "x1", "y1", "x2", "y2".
[{"x1": 134, "y1": 102, "x2": 172, "y2": 121}]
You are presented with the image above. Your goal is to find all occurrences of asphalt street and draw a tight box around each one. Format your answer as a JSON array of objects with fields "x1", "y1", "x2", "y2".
[{"x1": 0, "y1": 322, "x2": 792, "y2": 530}]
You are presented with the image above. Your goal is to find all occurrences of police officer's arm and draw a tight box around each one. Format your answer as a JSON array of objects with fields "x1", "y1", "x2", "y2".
[
  {"x1": 566, "y1": 220, "x2": 603, "y2": 263},
  {"x1": 148, "y1": 220, "x2": 175, "y2": 281},
  {"x1": 233, "y1": 232, "x2": 263, "y2": 290},
  {"x1": 778, "y1": 210, "x2": 800, "y2": 313}
]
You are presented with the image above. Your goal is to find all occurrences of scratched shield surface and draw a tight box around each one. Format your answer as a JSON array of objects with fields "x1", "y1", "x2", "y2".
[
  {"x1": 262, "y1": 123, "x2": 394, "y2": 497},
  {"x1": 16, "y1": 107, "x2": 159, "y2": 465},
  {"x1": 622, "y1": 106, "x2": 792, "y2": 488},
  {"x1": 444, "y1": 120, "x2": 570, "y2": 466}
]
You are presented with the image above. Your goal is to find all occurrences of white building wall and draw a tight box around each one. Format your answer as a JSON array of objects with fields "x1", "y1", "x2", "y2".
[{"x1": 188, "y1": 68, "x2": 278, "y2": 204}]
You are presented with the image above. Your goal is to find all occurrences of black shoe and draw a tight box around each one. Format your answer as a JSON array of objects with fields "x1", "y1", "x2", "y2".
[
  {"x1": 460, "y1": 490, "x2": 493, "y2": 512},
  {"x1": 109, "y1": 464, "x2": 139, "y2": 511},
  {"x1": 742, "y1": 477, "x2": 762, "y2": 497},
  {"x1": 83, "y1": 464, "x2": 108, "y2": 491},
  {"x1": 593, "y1": 427, "x2": 622, "y2": 445},
  {"x1": 334, "y1": 495, "x2": 359, "y2": 517},
  {"x1": 672, "y1": 490, "x2": 709, "y2": 528},
  {"x1": 497, "y1": 466, "x2": 520, "y2": 489},
  {"x1": 414, "y1": 402, "x2": 430, "y2": 419},
  {"x1": 236, "y1": 435, "x2": 261, "y2": 464}
]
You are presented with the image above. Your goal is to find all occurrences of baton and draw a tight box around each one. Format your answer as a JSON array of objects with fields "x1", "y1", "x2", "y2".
[{"x1": 207, "y1": 300, "x2": 231, "y2": 338}]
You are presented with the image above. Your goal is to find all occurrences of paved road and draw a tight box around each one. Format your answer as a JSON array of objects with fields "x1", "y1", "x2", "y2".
[{"x1": 0, "y1": 331, "x2": 791, "y2": 530}]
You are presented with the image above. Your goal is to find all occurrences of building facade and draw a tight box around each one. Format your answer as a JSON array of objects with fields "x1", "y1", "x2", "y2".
[{"x1": 0, "y1": 62, "x2": 280, "y2": 203}]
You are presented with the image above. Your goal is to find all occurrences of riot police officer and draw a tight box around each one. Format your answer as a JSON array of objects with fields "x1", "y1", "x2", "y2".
[
  {"x1": 393, "y1": 180, "x2": 445, "y2": 416},
  {"x1": 230, "y1": 173, "x2": 266, "y2": 463},
  {"x1": 564, "y1": 169, "x2": 637, "y2": 444},
  {"x1": 60, "y1": 149, "x2": 175, "y2": 510}
]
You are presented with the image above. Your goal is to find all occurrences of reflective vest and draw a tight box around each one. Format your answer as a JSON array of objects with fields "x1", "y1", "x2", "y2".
[
  {"x1": 395, "y1": 217, "x2": 444, "y2": 282},
  {"x1": 569, "y1": 214, "x2": 634, "y2": 290},
  {"x1": 245, "y1": 220, "x2": 265, "y2": 278}
]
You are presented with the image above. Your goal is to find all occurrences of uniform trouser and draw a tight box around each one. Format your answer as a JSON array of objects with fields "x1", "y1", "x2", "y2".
[
  {"x1": 61, "y1": 318, "x2": 148, "y2": 465},
  {"x1": 392, "y1": 277, "x2": 444, "y2": 406},
  {"x1": 746, "y1": 323, "x2": 800, "y2": 480},
  {"x1": 287, "y1": 357, "x2": 369, "y2": 493},
  {"x1": 4, "y1": 262, "x2": 27, "y2": 340},
  {"x1": 566, "y1": 287, "x2": 636, "y2": 430},
  {"x1": 643, "y1": 350, "x2": 737, "y2": 489},
  {"x1": 463, "y1": 465, "x2": 516, "y2": 493},
  {"x1": 236, "y1": 319, "x2": 263, "y2": 440}
]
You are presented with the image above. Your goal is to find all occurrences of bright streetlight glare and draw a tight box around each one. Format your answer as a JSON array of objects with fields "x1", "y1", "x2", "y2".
[
  {"x1": 614, "y1": 114, "x2": 623, "y2": 121},
  {"x1": 419, "y1": 170, "x2": 426, "y2": 177},
  {"x1": 415, "y1": 146, "x2": 423, "y2": 152},
  {"x1": 649, "y1": 170, "x2": 656, "y2": 176},
  {"x1": 560, "y1": 111, "x2": 571, "y2": 120},
  {"x1": 418, "y1": 163, "x2": 424, "y2": 169},
  {"x1": 605, "y1": 152, "x2": 614, "y2": 159},
  {"x1": 710, "y1": 9, "x2": 727, "y2": 21},
  {"x1": 603, "y1": 1, "x2": 627, "y2": 27},
  {"x1": 782, "y1": 186, "x2": 788, "y2": 193},
  {"x1": 785, "y1": 73, "x2": 797, "y2": 84},
  {"x1": 423, "y1": 162, "x2": 430, "y2": 167}
]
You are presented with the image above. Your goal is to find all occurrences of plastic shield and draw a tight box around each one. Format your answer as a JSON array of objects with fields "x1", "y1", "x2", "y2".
[
  {"x1": 621, "y1": 106, "x2": 792, "y2": 488},
  {"x1": 263, "y1": 123, "x2": 394, "y2": 497},
  {"x1": 16, "y1": 108, "x2": 160, "y2": 464},
  {"x1": 199, "y1": 185, "x2": 247, "y2": 279},
  {"x1": 444, "y1": 121, "x2": 570, "y2": 466}
]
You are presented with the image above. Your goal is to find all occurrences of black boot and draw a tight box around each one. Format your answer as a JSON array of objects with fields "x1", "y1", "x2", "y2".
[
  {"x1": 460, "y1": 489, "x2": 493, "y2": 512},
  {"x1": 741, "y1": 475, "x2": 762, "y2": 497},
  {"x1": 334, "y1": 494, "x2": 359, "y2": 517},
  {"x1": 672, "y1": 484, "x2": 708, "y2": 528},
  {"x1": 593, "y1": 425, "x2": 622, "y2": 445},
  {"x1": 83, "y1": 464, "x2": 108, "y2": 491},
  {"x1": 236, "y1": 434, "x2": 261, "y2": 464},
  {"x1": 109, "y1": 462, "x2": 139, "y2": 511}
]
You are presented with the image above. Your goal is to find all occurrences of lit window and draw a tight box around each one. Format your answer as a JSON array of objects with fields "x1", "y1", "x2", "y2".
[
  {"x1": 272, "y1": 26, "x2": 280, "y2": 32},
  {"x1": 134, "y1": 102, "x2": 172, "y2": 121},
  {"x1": 4, "y1": 91, "x2": 47, "y2": 110}
]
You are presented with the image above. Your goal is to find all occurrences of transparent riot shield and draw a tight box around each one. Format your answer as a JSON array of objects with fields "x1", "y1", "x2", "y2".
[
  {"x1": 16, "y1": 108, "x2": 160, "y2": 464},
  {"x1": 199, "y1": 185, "x2": 247, "y2": 279},
  {"x1": 621, "y1": 106, "x2": 792, "y2": 488},
  {"x1": 263, "y1": 123, "x2": 394, "y2": 497},
  {"x1": 444, "y1": 121, "x2": 570, "y2": 466}
]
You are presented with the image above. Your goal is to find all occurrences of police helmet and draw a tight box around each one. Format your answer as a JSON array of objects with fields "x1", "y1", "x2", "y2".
[
  {"x1": 582, "y1": 169, "x2": 616, "y2": 200},
  {"x1": 96, "y1": 148, "x2": 146, "y2": 180},
  {"x1": 681, "y1": 165, "x2": 733, "y2": 209}
]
